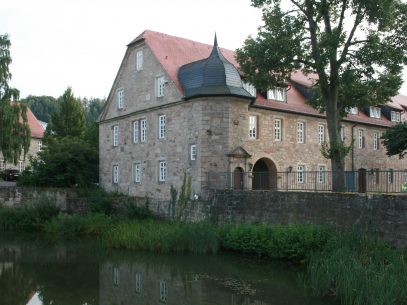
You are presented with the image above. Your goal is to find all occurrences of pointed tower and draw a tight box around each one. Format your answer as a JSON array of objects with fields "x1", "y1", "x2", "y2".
[{"x1": 178, "y1": 34, "x2": 254, "y2": 100}]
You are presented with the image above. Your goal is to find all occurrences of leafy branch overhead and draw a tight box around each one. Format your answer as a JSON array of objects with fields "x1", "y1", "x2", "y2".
[
  {"x1": 237, "y1": 0, "x2": 407, "y2": 191},
  {"x1": 382, "y1": 122, "x2": 407, "y2": 159}
]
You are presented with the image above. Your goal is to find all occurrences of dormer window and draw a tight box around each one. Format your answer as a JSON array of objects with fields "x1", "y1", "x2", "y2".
[
  {"x1": 391, "y1": 110, "x2": 401, "y2": 122},
  {"x1": 243, "y1": 82, "x2": 256, "y2": 97},
  {"x1": 369, "y1": 106, "x2": 381, "y2": 119},
  {"x1": 346, "y1": 107, "x2": 358, "y2": 115},
  {"x1": 267, "y1": 87, "x2": 286, "y2": 102}
]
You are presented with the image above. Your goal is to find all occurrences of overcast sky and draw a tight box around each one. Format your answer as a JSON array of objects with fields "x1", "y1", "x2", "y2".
[{"x1": 2, "y1": 0, "x2": 407, "y2": 99}]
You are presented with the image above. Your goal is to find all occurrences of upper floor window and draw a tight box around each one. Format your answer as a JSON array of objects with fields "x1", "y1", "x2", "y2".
[
  {"x1": 318, "y1": 124, "x2": 325, "y2": 145},
  {"x1": 249, "y1": 116, "x2": 258, "y2": 139},
  {"x1": 373, "y1": 132, "x2": 380, "y2": 150},
  {"x1": 117, "y1": 89, "x2": 124, "y2": 109},
  {"x1": 158, "y1": 115, "x2": 166, "y2": 139},
  {"x1": 158, "y1": 160, "x2": 166, "y2": 182},
  {"x1": 369, "y1": 106, "x2": 381, "y2": 118},
  {"x1": 243, "y1": 82, "x2": 256, "y2": 97},
  {"x1": 112, "y1": 165, "x2": 119, "y2": 184},
  {"x1": 113, "y1": 125, "x2": 119, "y2": 146},
  {"x1": 134, "y1": 162, "x2": 141, "y2": 183},
  {"x1": 391, "y1": 111, "x2": 401, "y2": 122},
  {"x1": 134, "y1": 119, "x2": 147, "y2": 143},
  {"x1": 297, "y1": 122, "x2": 305, "y2": 143},
  {"x1": 190, "y1": 144, "x2": 197, "y2": 161},
  {"x1": 136, "y1": 50, "x2": 143, "y2": 71},
  {"x1": 358, "y1": 129, "x2": 365, "y2": 149},
  {"x1": 38, "y1": 140, "x2": 43, "y2": 152},
  {"x1": 346, "y1": 107, "x2": 358, "y2": 115},
  {"x1": 267, "y1": 87, "x2": 286, "y2": 102},
  {"x1": 274, "y1": 118, "x2": 282, "y2": 141},
  {"x1": 156, "y1": 76, "x2": 165, "y2": 97}
]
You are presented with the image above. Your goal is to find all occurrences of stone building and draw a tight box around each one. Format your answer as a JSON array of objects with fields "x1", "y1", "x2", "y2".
[
  {"x1": 98, "y1": 30, "x2": 407, "y2": 199},
  {"x1": 0, "y1": 107, "x2": 44, "y2": 173}
]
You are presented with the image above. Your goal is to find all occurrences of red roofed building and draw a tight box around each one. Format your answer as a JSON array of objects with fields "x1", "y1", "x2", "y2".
[
  {"x1": 98, "y1": 30, "x2": 407, "y2": 198},
  {"x1": 0, "y1": 107, "x2": 45, "y2": 173}
]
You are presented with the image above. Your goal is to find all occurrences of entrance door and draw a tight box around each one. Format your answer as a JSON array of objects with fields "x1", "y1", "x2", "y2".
[
  {"x1": 233, "y1": 167, "x2": 244, "y2": 190},
  {"x1": 252, "y1": 158, "x2": 277, "y2": 190}
]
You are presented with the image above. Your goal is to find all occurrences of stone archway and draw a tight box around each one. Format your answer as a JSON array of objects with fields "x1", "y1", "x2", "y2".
[
  {"x1": 233, "y1": 167, "x2": 244, "y2": 190},
  {"x1": 252, "y1": 158, "x2": 278, "y2": 190}
]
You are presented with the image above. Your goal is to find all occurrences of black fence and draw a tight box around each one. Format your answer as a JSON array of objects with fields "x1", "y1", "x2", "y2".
[{"x1": 207, "y1": 170, "x2": 407, "y2": 193}]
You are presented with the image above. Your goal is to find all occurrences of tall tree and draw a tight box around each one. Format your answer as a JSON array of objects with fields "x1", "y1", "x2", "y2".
[
  {"x1": 46, "y1": 87, "x2": 85, "y2": 140},
  {"x1": 236, "y1": 0, "x2": 407, "y2": 191},
  {"x1": 0, "y1": 34, "x2": 30, "y2": 164},
  {"x1": 21, "y1": 95, "x2": 58, "y2": 123},
  {"x1": 382, "y1": 122, "x2": 407, "y2": 159}
]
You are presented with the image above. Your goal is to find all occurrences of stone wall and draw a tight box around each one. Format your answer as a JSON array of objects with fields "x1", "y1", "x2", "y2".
[{"x1": 208, "y1": 190, "x2": 407, "y2": 248}]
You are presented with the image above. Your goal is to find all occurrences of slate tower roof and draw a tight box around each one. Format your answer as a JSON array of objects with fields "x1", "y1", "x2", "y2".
[{"x1": 178, "y1": 34, "x2": 254, "y2": 100}]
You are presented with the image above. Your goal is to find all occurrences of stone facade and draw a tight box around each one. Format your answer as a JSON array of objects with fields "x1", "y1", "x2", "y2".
[{"x1": 99, "y1": 30, "x2": 407, "y2": 200}]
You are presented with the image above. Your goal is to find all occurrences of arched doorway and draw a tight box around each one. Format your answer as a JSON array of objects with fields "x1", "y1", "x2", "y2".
[
  {"x1": 252, "y1": 158, "x2": 277, "y2": 190},
  {"x1": 233, "y1": 167, "x2": 244, "y2": 190}
]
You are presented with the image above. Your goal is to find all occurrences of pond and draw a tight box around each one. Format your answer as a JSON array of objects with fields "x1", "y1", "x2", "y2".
[{"x1": 0, "y1": 235, "x2": 336, "y2": 305}]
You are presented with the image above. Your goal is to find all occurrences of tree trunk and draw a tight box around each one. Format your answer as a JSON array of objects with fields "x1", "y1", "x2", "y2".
[{"x1": 325, "y1": 89, "x2": 346, "y2": 192}]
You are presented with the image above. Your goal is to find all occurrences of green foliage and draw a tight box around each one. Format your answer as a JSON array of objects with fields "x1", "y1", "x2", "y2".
[
  {"x1": 320, "y1": 139, "x2": 353, "y2": 160},
  {"x1": 21, "y1": 95, "x2": 58, "y2": 123},
  {"x1": 169, "y1": 184, "x2": 177, "y2": 219},
  {"x1": 81, "y1": 97, "x2": 105, "y2": 125},
  {"x1": 308, "y1": 232, "x2": 407, "y2": 305},
  {"x1": 102, "y1": 220, "x2": 219, "y2": 254},
  {"x1": 381, "y1": 122, "x2": 407, "y2": 158},
  {"x1": 177, "y1": 172, "x2": 191, "y2": 220},
  {"x1": 44, "y1": 213, "x2": 112, "y2": 236},
  {"x1": 18, "y1": 137, "x2": 98, "y2": 187},
  {"x1": 0, "y1": 34, "x2": 30, "y2": 164},
  {"x1": 220, "y1": 223, "x2": 333, "y2": 260},
  {"x1": 45, "y1": 87, "x2": 86, "y2": 140},
  {"x1": 0, "y1": 198, "x2": 59, "y2": 232}
]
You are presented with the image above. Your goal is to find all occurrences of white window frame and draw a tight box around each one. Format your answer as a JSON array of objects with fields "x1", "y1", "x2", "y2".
[
  {"x1": 134, "y1": 162, "x2": 141, "y2": 183},
  {"x1": 243, "y1": 82, "x2": 256, "y2": 97},
  {"x1": 158, "y1": 115, "x2": 166, "y2": 139},
  {"x1": 133, "y1": 121, "x2": 139, "y2": 144},
  {"x1": 318, "y1": 124, "x2": 325, "y2": 145},
  {"x1": 156, "y1": 76, "x2": 165, "y2": 97},
  {"x1": 297, "y1": 165, "x2": 305, "y2": 184},
  {"x1": 18, "y1": 161, "x2": 24, "y2": 173},
  {"x1": 346, "y1": 107, "x2": 358, "y2": 115},
  {"x1": 373, "y1": 132, "x2": 379, "y2": 150},
  {"x1": 318, "y1": 165, "x2": 326, "y2": 183},
  {"x1": 113, "y1": 267, "x2": 119, "y2": 286},
  {"x1": 38, "y1": 140, "x2": 42, "y2": 152},
  {"x1": 274, "y1": 119, "x2": 282, "y2": 141},
  {"x1": 369, "y1": 106, "x2": 381, "y2": 118},
  {"x1": 135, "y1": 272, "x2": 142, "y2": 293},
  {"x1": 190, "y1": 144, "x2": 197, "y2": 161},
  {"x1": 0, "y1": 159, "x2": 4, "y2": 171},
  {"x1": 267, "y1": 87, "x2": 286, "y2": 102},
  {"x1": 136, "y1": 50, "x2": 143, "y2": 71},
  {"x1": 391, "y1": 111, "x2": 401, "y2": 122},
  {"x1": 249, "y1": 115, "x2": 257, "y2": 139},
  {"x1": 358, "y1": 129, "x2": 365, "y2": 149},
  {"x1": 113, "y1": 125, "x2": 119, "y2": 147},
  {"x1": 340, "y1": 126, "x2": 345, "y2": 141},
  {"x1": 158, "y1": 160, "x2": 166, "y2": 182},
  {"x1": 159, "y1": 280, "x2": 167, "y2": 302},
  {"x1": 113, "y1": 165, "x2": 119, "y2": 184},
  {"x1": 297, "y1": 122, "x2": 305, "y2": 143},
  {"x1": 140, "y1": 119, "x2": 147, "y2": 143},
  {"x1": 117, "y1": 89, "x2": 124, "y2": 109}
]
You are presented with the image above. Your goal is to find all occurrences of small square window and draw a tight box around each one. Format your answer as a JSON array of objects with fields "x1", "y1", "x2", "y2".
[{"x1": 391, "y1": 111, "x2": 401, "y2": 122}]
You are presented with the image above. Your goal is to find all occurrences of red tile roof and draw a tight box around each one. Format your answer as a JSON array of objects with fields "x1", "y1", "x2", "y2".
[
  {"x1": 27, "y1": 108, "x2": 45, "y2": 138},
  {"x1": 131, "y1": 30, "x2": 407, "y2": 127}
]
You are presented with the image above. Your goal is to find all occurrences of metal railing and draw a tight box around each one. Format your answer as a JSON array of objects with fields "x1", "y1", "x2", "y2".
[{"x1": 207, "y1": 170, "x2": 407, "y2": 193}]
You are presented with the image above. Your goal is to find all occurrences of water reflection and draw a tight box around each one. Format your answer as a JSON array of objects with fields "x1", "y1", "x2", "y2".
[{"x1": 0, "y1": 236, "x2": 335, "y2": 305}]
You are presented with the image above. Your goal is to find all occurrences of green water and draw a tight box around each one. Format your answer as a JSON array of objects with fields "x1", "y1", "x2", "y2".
[{"x1": 0, "y1": 235, "x2": 336, "y2": 305}]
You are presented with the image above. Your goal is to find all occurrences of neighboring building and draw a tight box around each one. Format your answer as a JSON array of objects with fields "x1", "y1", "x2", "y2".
[
  {"x1": 99, "y1": 30, "x2": 407, "y2": 199},
  {"x1": 0, "y1": 108, "x2": 45, "y2": 173}
]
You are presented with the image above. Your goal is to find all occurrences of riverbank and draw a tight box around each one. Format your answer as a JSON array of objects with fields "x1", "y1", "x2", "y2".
[{"x1": 1, "y1": 200, "x2": 406, "y2": 305}]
